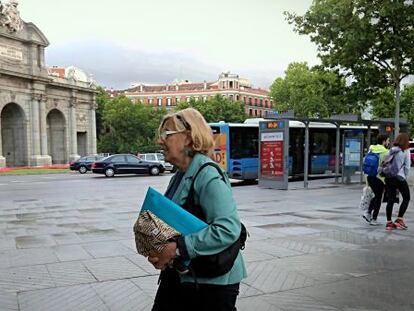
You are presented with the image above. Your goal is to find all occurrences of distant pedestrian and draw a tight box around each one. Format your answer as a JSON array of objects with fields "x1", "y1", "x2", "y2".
[
  {"x1": 383, "y1": 133, "x2": 411, "y2": 230},
  {"x1": 362, "y1": 134, "x2": 390, "y2": 225}
]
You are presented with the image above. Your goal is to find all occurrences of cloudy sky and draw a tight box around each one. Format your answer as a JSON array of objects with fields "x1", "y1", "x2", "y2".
[{"x1": 19, "y1": 0, "x2": 318, "y2": 89}]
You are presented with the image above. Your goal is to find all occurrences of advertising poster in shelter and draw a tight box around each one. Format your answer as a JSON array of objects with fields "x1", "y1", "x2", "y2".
[
  {"x1": 260, "y1": 132, "x2": 284, "y2": 179},
  {"x1": 344, "y1": 138, "x2": 361, "y2": 167}
]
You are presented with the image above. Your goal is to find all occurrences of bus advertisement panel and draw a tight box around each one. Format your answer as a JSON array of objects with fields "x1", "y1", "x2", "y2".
[{"x1": 212, "y1": 133, "x2": 227, "y2": 171}]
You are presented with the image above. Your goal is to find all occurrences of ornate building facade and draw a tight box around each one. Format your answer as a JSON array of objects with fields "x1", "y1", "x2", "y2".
[
  {"x1": 0, "y1": 1, "x2": 97, "y2": 167},
  {"x1": 115, "y1": 72, "x2": 273, "y2": 117}
]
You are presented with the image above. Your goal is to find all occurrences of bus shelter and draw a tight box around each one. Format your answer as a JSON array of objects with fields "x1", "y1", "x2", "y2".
[{"x1": 260, "y1": 114, "x2": 408, "y2": 189}]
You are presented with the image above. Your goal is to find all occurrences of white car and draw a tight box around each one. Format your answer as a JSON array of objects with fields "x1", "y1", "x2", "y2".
[{"x1": 139, "y1": 153, "x2": 176, "y2": 172}]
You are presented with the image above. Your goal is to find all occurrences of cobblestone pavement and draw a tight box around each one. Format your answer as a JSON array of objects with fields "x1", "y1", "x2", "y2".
[{"x1": 0, "y1": 170, "x2": 413, "y2": 311}]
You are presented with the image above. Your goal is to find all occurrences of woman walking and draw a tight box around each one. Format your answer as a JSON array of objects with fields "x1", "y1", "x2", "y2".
[
  {"x1": 384, "y1": 133, "x2": 411, "y2": 230},
  {"x1": 148, "y1": 108, "x2": 246, "y2": 311}
]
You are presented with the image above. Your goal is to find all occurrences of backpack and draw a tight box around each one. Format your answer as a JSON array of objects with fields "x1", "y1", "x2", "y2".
[
  {"x1": 177, "y1": 161, "x2": 247, "y2": 278},
  {"x1": 380, "y1": 149, "x2": 401, "y2": 178},
  {"x1": 363, "y1": 152, "x2": 380, "y2": 176}
]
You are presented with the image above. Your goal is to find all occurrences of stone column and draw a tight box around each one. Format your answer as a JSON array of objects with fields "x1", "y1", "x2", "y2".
[
  {"x1": 69, "y1": 98, "x2": 80, "y2": 161},
  {"x1": 30, "y1": 96, "x2": 41, "y2": 165},
  {"x1": 39, "y1": 96, "x2": 51, "y2": 165},
  {"x1": 30, "y1": 94, "x2": 52, "y2": 166},
  {"x1": 89, "y1": 102, "x2": 97, "y2": 155},
  {"x1": 39, "y1": 98, "x2": 48, "y2": 155},
  {"x1": 0, "y1": 118, "x2": 5, "y2": 168}
]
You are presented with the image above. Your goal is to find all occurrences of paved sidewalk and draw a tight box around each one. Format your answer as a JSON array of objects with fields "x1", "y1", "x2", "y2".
[{"x1": 0, "y1": 170, "x2": 413, "y2": 311}]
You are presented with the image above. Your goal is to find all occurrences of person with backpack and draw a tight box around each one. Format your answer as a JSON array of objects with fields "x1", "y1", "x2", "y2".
[
  {"x1": 148, "y1": 108, "x2": 246, "y2": 311},
  {"x1": 362, "y1": 134, "x2": 390, "y2": 225},
  {"x1": 382, "y1": 133, "x2": 411, "y2": 230}
]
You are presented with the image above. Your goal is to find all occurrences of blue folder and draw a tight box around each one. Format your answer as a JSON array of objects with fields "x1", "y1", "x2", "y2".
[{"x1": 140, "y1": 187, "x2": 208, "y2": 235}]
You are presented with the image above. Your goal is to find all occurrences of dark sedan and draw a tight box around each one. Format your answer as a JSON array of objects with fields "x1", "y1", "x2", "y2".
[
  {"x1": 91, "y1": 154, "x2": 165, "y2": 177},
  {"x1": 69, "y1": 155, "x2": 104, "y2": 174}
]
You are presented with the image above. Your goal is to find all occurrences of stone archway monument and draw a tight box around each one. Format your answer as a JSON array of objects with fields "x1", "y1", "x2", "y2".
[{"x1": 0, "y1": 0, "x2": 97, "y2": 167}]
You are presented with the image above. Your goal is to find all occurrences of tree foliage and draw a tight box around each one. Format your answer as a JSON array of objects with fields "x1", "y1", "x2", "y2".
[
  {"x1": 286, "y1": 0, "x2": 414, "y2": 132},
  {"x1": 95, "y1": 86, "x2": 111, "y2": 142},
  {"x1": 98, "y1": 96, "x2": 166, "y2": 154},
  {"x1": 371, "y1": 85, "x2": 414, "y2": 136},
  {"x1": 269, "y1": 62, "x2": 356, "y2": 117},
  {"x1": 175, "y1": 95, "x2": 247, "y2": 123}
]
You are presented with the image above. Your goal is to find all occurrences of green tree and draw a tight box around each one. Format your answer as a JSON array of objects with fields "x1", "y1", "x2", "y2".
[
  {"x1": 98, "y1": 96, "x2": 166, "y2": 154},
  {"x1": 95, "y1": 86, "x2": 111, "y2": 142},
  {"x1": 175, "y1": 95, "x2": 247, "y2": 123},
  {"x1": 270, "y1": 62, "x2": 354, "y2": 117},
  {"x1": 286, "y1": 0, "x2": 414, "y2": 134},
  {"x1": 371, "y1": 85, "x2": 414, "y2": 137}
]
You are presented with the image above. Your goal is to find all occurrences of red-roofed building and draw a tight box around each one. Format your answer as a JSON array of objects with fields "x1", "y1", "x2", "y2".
[{"x1": 112, "y1": 72, "x2": 273, "y2": 117}]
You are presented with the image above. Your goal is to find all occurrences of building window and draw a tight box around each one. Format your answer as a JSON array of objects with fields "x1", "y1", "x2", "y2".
[
  {"x1": 186, "y1": 97, "x2": 191, "y2": 103},
  {"x1": 229, "y1": 81, "x2": 233, "y2": 88},
  {"x1": 265, "y1": 100, "x2": 268, "y2": 107},
  {"x1": 167, "y1": 98, "x2": 171, "y2": 106},
  {"x1": 248, "y1": 97, "x2": 252, "y2": 105},
  {"x1": 249, "y1": 108, "x2": 252, "y2": 116},
  {"x1": 236, "y1": 95, "x2": 239, "y2": 101},
  {"x1": 260, "y1": 99, "x2": 263, "y2": 107},
  {"x1": 176, "y1": 97, "x2": 180, "y2": 104},
  {"x1": 148, "y1": 98, "x2": 153, "y2": 105},
  {"x1": 203, "y1": 96, "x2": 207, "y2": 102},
  {"x1": 254, "y1": 98, "x2": 258, "y2": 106},
  {"x1": 157, "y1": 98, "x2": 162, "y2": 106},
  {"x1": 229, "y1": 95, "x2": 234, "y2": 101}
]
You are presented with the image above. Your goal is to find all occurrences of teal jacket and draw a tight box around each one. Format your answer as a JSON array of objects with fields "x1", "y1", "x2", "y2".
[{"x1": 167, "y1": 153, "x2": 247, "y2": 285}]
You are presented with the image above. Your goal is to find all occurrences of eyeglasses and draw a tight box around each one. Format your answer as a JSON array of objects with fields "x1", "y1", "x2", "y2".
[
  {"x1": 176, "y1": 114, "x2": 191, "y2": 130},
  {"x1": 159, "y1": 129, "x2": 185, "y2": 140}
]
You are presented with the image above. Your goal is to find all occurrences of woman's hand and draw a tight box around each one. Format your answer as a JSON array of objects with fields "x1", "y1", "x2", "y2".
[{"x1": 148, "y1": 241, "x2": 177, "y2": 270}]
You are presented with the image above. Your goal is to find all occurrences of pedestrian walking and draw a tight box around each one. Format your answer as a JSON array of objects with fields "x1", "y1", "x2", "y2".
[
  {"x1": 382, "y1": 133, "x2": 411, "y2": 230},
  {"x1": 362, "y1": 134, "x2": 390, "y2": 225},
  {"x1": 148, "y1": 108, "x2": 247, "y2": 311}
]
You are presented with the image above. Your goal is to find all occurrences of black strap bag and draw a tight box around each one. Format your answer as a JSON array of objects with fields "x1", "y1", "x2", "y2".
[{"x1": 176, "y1": 162, "x2": 247, "y2": 278}]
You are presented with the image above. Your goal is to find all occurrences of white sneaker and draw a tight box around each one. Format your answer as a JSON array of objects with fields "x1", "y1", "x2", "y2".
[
  {"x1": 370, "y1": 219, "x2": 381, "y2": 226},
  {"x1": 362, "y1": 212, "x2": 372, "y2": 223}
]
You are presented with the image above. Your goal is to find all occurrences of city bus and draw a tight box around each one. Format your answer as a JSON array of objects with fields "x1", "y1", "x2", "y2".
[{"x1": 210, "y1": 120, "x2": 378, "y2": 181}]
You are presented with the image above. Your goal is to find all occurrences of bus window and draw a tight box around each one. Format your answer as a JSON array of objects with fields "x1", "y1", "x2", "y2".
[
  {"x1": 210, "y1": 126, "x2": 220, "y2": 134},
  {"x1": 229, "y1": 127, "x2": 258, "y2": 159},
  {"x1": 311, "y1": 131, "x2": 335, "y2": 154}
]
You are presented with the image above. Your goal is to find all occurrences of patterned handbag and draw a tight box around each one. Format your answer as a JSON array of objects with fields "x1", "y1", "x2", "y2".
[
  {"x1": 359, "y1": 186, "x2": 375, "y2": 212},
  {"x1": 133, "y1": 210, "x2": 180, "y2": 257}
]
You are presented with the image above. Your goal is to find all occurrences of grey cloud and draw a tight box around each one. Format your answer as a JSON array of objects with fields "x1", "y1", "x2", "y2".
[{"x1": 45, "y1": 40, "x2": 224, "y2": 89}]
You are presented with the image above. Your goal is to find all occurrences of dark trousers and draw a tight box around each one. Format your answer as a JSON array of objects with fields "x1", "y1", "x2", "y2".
[
  {"x1": 367, "y1": 176, "x2": 385, "y2": 220},
  {"x1": 385, "y1": 177, "x2": 411, "y2": 221},
  {"x1": 152, "y1": 269, "x2": 240, "y2": 311}
]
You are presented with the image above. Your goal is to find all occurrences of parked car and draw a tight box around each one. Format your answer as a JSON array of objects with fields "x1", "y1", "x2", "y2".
[
  {"x1": 69, "y1": 155, "x2": 105, "y2": 174},
  {"x1": 139, "y1": 153, "x2": 176, "y2": 172},
  {"x1": 409, "y1": 141, "x2": 414, "y2": 166},
  {"x1": 91, "y1": 154, "x2": 165, "y2": 177}
]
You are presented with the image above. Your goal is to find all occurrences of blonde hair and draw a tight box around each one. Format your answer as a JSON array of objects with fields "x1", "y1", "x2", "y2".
[{"x1": 158, "y1": 108, "x2": 215, "y2": 155}]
